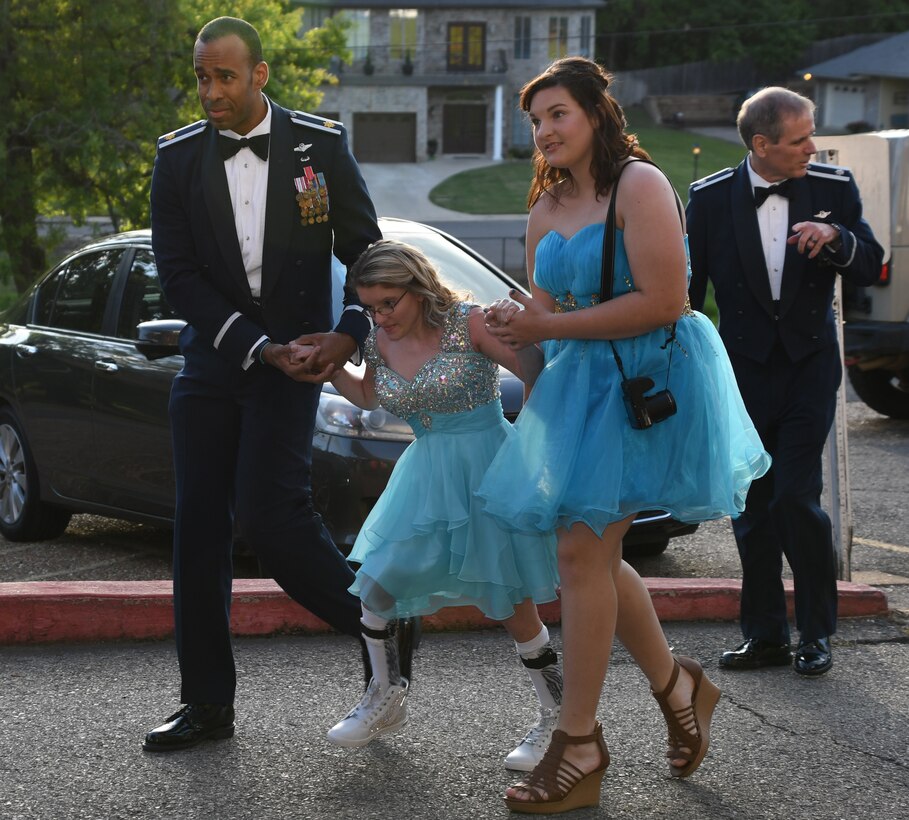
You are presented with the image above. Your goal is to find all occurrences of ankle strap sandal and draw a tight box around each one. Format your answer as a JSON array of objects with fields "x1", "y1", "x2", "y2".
[{"x1": 503, "y1": 720, "x2": 610, "y2": 814}]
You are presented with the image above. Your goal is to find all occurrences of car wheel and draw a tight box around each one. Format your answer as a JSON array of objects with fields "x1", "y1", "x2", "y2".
[
  {"x1": 848, "y1": 366, "x2": 909, "y2": 419},
  {"x1": 0, "y1": 408, "x2": 72, "y2": 541},
  {"x1": 625, "y1": 537, "x2": 669, "y2": 558}
]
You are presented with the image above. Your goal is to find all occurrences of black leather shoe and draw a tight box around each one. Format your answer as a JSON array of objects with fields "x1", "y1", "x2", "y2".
[
  {"x1": 719, "y1": 638, "x2": 792, "y2": 669},
  {"x1": 142, "y1": 704, "x2": 235, "y2": 752},
  {"x1": 793, "y1": 637, "x2": 833, "y2": 677}
]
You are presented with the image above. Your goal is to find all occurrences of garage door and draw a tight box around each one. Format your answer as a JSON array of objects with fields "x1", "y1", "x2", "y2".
[{"x1": 353, "y1": 113, "x2": 416, "y2": 162}]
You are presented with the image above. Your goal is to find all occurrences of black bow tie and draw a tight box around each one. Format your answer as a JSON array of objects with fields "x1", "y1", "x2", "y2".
[
  {"x1": 218, "y1": 133, "x2": 270, "y2": 162},
  {"x1": 753, "y1": 179, "x2": 793, "y2": 208}
]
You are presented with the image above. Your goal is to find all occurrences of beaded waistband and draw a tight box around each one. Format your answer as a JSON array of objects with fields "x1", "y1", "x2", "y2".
[{"x1": 553, "y1": 290, "x2": 696, "y2": 318}]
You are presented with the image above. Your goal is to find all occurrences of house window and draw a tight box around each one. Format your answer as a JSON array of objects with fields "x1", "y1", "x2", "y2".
[
  {"x1": 514, "y1": 16, "x2": 531, "y2": 60},
  {"x1": 300, "y1": 6, "x2": 331, "y2": 32},
  {"x1": 448, "y1": 22, "x2": 485, "y2": 72},
  {"x1": 579, "y1": 16, "x2": 592, "y2": 57},
  {"x1": 389, "y1": 9, "x2": 417, "y2": 60},
  {"x1": 342, "y1": 9, "x2": 370, "y2": 61},
  {"x1": 548, "y1": 17, "x2": 568, "y2": 60}
]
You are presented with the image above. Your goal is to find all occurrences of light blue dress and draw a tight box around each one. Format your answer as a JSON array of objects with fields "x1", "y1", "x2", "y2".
[
  {"x1": 348, "y1": 302, "x2": 560, "y2": 621},
  {"x1": 477, "y1": 224, "x2": 771, "y2": 536}
]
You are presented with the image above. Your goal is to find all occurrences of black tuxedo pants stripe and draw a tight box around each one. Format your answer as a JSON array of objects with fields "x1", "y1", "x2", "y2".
[
  {"x1": 729, "y1": 341, "x2": 841, "y2": 646},
  {"x1": 169, "y1": 353, "x2": 362, "y2": 705}
]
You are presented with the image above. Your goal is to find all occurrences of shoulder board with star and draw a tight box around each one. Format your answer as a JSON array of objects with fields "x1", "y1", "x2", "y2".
[
  {"x1": 807, "y1": 162, "x2": 853, "y2": 182},
  {"x1": 690, "y1": 167, "x2": 734, "y2": 192},
  {"x1": 157, "y1": 120, "x2": 206, "y2": 149},
  {"x1": 290, "y1": 110, "x2": 343, "y2": 136}
]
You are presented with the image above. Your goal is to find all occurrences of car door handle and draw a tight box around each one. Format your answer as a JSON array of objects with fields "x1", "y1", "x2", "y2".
[
  {"x1": 94, "y1": 360, "x2": 119, "y2": 373},
  {"x1": 15, "y1": 344, "x2": 38, "y2": 357}
]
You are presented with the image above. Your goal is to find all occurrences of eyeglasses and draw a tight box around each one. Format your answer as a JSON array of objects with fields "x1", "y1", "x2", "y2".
[{"x1": 364, "y1": 290, "x2": 409, "y2": 318}]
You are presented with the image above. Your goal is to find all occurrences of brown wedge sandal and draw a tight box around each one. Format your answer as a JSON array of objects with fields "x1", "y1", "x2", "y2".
[
  {"x1": 503, "y1": 721, "x2": 610, "y2": 815},
  {"x1": 651, "y1": 655, "x2": 721, "y2": 778}
]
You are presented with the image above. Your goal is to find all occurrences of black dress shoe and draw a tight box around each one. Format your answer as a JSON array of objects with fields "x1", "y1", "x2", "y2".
[
  {"x1": 142, "y1": 704, "x2": 235, "y2": 752},
  {"x1": 719, "y1": 638, "x2": 792, "y2": 669},
  {"x1": 793, "y1": 637, "x2": 833, "y2": 677}
]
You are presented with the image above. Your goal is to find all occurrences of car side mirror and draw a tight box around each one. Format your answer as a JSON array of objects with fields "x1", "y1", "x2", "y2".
[{"x1": 135, "y1": 318, "x2": 186, "y2": 360}]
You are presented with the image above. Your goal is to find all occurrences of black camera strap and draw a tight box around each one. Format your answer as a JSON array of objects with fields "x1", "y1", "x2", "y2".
[{"x1": 599, "y1": 158, "x2": 685, "y2": 390}]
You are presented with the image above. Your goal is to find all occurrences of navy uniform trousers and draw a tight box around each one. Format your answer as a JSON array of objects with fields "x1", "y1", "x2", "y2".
[
  {"x1": 730, "y1": 337, "x2": 840, "y2": 645},
  {"x1": 170, "y1": 335, "x2": 362, "y2": 705}
]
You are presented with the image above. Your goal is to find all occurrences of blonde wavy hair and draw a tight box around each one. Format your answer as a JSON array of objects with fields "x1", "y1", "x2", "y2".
[{"x1": 348, "y1": 239, "x2": 461, "y2": 329}]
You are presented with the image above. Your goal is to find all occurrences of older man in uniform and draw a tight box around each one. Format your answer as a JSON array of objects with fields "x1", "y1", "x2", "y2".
[{"x1": 687, "y1": 87, "x2": 882, "y2": 677}]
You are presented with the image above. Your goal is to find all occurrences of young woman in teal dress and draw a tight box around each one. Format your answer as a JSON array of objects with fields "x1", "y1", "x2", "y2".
[
  {"x1": 479, "y1": 57, "x2": 771, "y2": 813},
  {"x1": 305, "y1": 239, "x2": 563, "y2": 767}
]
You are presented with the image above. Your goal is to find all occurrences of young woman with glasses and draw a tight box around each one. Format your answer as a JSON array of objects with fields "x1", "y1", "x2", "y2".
[{"x1": 294, "y1": 239, "x2": 563, "y2": 769}]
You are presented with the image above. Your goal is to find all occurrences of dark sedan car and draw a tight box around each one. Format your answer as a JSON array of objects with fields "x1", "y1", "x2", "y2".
[{"x1": 0, "y1": 218, "x2": 695, "y2": 555}]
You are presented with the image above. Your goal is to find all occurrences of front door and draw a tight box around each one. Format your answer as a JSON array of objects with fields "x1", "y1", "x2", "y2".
[{"x1": 442, "y1": 104, "x2": 486, "y2": 154}]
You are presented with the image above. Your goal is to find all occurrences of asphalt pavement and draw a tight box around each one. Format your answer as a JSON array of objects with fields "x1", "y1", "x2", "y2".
[{"x1": 3, "y1": 618, "x2": 908, "y2": 820}]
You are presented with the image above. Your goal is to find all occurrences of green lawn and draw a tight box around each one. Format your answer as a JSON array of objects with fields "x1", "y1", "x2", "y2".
[{"x1": 429, "y1": 106, "x2": 745, "y2": 214}]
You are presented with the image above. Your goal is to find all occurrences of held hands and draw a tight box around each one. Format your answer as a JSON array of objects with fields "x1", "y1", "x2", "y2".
[
  {"x1": 265, "y1": 332, "x2": 357, "y2": 383},
  {"x1": 789, "y1": 221, "x2": 839, "y2": 259},
  {"x1": 484, "y1": 291, "x2": 549, "y2": 349}
]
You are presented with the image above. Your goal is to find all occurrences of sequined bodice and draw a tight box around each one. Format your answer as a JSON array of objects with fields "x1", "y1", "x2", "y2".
[{"x1": 364, "y1": 302, "x2": 499, "y2": 423}]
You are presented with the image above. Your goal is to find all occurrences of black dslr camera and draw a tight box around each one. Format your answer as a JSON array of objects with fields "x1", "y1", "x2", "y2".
[{"x1": 621, "y1": 376, "x2": 677, "y2": 430}]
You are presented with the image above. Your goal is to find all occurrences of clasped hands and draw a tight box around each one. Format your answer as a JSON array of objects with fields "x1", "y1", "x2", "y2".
[
  {"x1": 789, "y1": 220, "x2": 840, "y2": 258},
  {"x1": 262, "y1": 332, "x2": 356, "y2": 383},
  {"x1": 484, "y1": 290, "x2": 548, "y2": 349}
]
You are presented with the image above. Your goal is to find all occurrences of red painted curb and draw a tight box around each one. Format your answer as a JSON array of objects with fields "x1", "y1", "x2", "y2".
[{"x1": 0, "y1": 578, "x2": 889, "y2": 645}]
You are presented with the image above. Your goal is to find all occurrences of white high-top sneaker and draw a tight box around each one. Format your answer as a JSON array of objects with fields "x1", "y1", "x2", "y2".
[
  {"x1": 327, "y1": 677, "x2": 409, "y2": 748},
  {"x1": 504, "y1": 705, "x2": 561, "y2": 771}
]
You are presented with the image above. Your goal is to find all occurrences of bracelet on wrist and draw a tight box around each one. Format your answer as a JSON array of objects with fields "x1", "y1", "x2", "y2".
[{"x1": 825, "y1": 224, "x2": 844, "y2": 254}]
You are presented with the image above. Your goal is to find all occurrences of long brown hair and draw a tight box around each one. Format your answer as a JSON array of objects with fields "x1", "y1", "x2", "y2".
[{"x1": 519, "y1": 56, "x2": 649, "y2": 209}]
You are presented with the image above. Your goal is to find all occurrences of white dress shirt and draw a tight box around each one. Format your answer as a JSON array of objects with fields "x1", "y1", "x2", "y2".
[
  {"x1": 748, "y1": 159, "x2": 789, "y2": 301},
  {"x1": 216, "y1": 102, "x2": 272, "y2": 369},
  {"x1": 221, "y1": 103, "x2": 272, "y2": 299}
]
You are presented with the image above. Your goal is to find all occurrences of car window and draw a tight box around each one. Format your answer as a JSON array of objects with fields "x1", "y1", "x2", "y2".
[
  {"x1": 117, "y1": 248, "x2": 179, "y2": 339},
  {"x1": 34, "y1": 249, "x2": 123, "y2": 334},
  {"x1": 387, "y1": 229, "x2": 514, "y2": 304}
]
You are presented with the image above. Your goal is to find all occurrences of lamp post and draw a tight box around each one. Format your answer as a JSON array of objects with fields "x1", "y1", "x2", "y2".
[{"x1": 692, "y1": 144, "x2": 701, "y2": 182}]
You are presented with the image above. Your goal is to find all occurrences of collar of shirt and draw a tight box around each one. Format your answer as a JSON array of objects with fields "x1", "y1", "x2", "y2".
[
  {"x1": 220, "y1": 96, "x2": 272, "y2": 145},
  {"x1": 747, "y1": 157, "x2": 789, "y2": 301}
]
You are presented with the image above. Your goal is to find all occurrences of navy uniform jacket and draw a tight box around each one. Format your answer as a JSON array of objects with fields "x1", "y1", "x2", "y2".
[
  {"x1": 150, "y1": 100, "x2": 380, "y2": 367},
  {"x1": 687, "y1": 159, "x2": 883, "y2": 364}
]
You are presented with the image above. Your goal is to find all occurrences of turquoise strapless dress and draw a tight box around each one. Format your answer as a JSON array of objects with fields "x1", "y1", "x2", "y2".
[
  {"x1": 477, "y1": 224, "x2": 771, "y2": 536},
  {"x1": 348, "y1": 303, "x2": 559, "y2": 621}
]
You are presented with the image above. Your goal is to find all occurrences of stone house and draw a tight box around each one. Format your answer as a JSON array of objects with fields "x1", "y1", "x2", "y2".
[{"x1": 296, "y1": 0, "x2": 604, "y2": 162}]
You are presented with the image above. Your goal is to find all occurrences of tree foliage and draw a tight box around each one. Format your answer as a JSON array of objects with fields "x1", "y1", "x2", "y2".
[
  {"x1": 0, "y1": 0, "x2": 347, "y2": 293},
  {"x1": 598, "y1": 0, "x2": 909, "y2": 73}
]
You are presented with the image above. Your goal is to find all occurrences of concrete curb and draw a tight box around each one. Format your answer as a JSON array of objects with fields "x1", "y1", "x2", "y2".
[{"x1": 0, "y1": 578, "x2": 888, "y2": 644}]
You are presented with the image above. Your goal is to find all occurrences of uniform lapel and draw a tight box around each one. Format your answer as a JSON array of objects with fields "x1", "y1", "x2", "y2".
[
  {"x1": 730, "y1": 160, "x2": 775, "y2": 317},
  {"x1": 261, "y1": 102, "x2": 294, "y2": 303},
  {"x1": 778, "y1": 175, "x2": 812, "y2": 315},
  {"x1": 201, "y1": 126, "x2": 249, "y2": 294}
]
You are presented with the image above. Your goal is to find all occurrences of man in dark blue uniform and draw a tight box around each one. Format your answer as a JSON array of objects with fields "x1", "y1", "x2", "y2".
[
  {"x1": 144, "y1": 16, "x2": 415, "y2": 751},
  {"x1": 687, "y1": 87, "x2": 883, "y2": 677}
]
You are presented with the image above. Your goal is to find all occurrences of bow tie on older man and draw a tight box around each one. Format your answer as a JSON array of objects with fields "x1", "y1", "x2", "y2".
[
  {"x1": 753, "y1": 178, "x2": 793, "y2": 208},
  {"x1": 218, "y1": 133, "x2": 270, "y2": 162}
]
